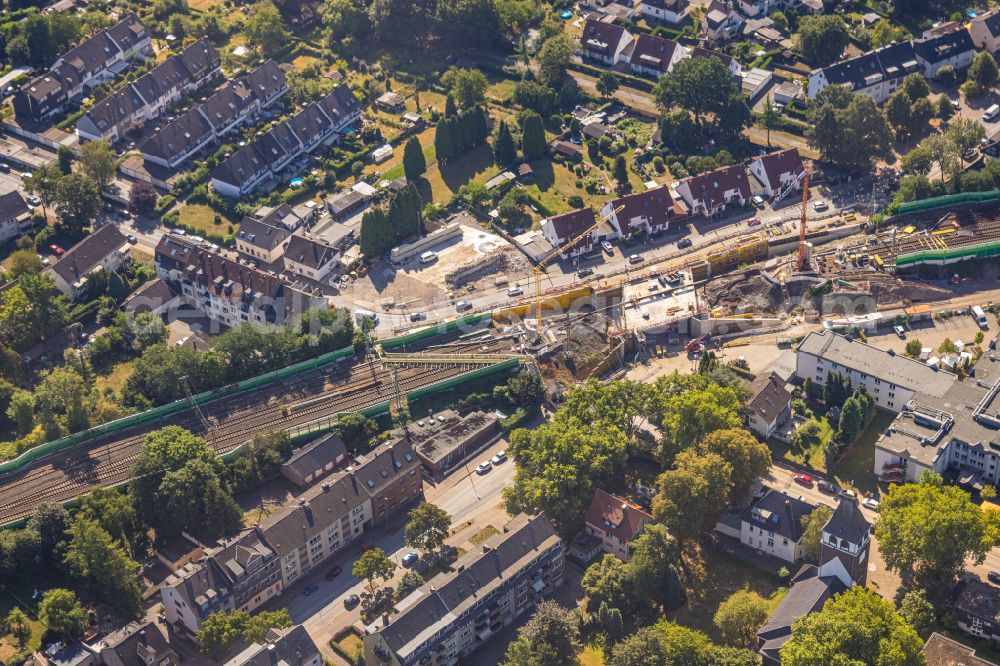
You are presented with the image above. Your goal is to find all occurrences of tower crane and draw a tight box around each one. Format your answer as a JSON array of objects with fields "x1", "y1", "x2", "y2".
[
  {"x1": 796, "y1": 165, "x2": 812, "y2": 273},
  {"x1": 533, "y1": 206, "x2": 623, "y2": 337}
]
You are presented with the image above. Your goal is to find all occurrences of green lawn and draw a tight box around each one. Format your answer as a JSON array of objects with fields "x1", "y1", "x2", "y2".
[
  {"x1": 177, "y1": 203, "x2": 238, "y2": 239},
  {"x1": 0, "y1": 589, "x2": 46, "y2": 662},
  {"x1": 416, "y1": 143, "x2": 499, "y2": 204},
  {"x1": 94, "y1": 359, "x2": 135, "y2": 395},
  {"x1": 830, "y1": 410, "x2": 895, "y2": 496},
  {"x1": 768, "y1": 417, "x2": 834, "y2": 470},
  {"x1": 672, "y1": 547, "x2": 787, "y2": 642}
]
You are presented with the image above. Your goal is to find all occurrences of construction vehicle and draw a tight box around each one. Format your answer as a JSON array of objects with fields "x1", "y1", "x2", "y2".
[
  {"x1": 685, "y1": 334, "x2": 708, "y2": 354},
  {"x1": 532, "y1": 206, "x2": 623, "y2": 337}
]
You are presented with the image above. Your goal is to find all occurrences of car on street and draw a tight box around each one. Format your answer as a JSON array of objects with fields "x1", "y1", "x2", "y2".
[
  {"x1": 507, "y1": 286, "x2": 523, "y2": 297},
  {"x1": 677, "y1": 238, "x2": 692, "y2": 249},
  {"x1": 456, "y1": 300, "x2": 473, "y2": 312},
  {"x1": 793, "y1": 473, "x2": 813, "y2": 487},
  {"x1": 491, "y1": 450, "x2": 507, "y2": 465},
  {"x1": 812, "y1": 200, "x2": 829, "y2": 212},
  {"x1": 402, "y1": 552, "x2": 419, "y2": 567},
  {"x1": 862, "y1": 497, "x2": 880, "y2": 511},
  {"x1": 38, "y1": 254, "x2": 49, "y2": 266},
  {"x1": 989, "y1": 571, "x2": 1000, "y2": 585},
  {"x1": 325, "y1": 565, "x2": 342, "y2": 580},
  {"x1": 839, "y1": 488, "x2": 858, "y2": 499},
  {"x1": 409, "y1": 312, "x2": 426, "y2": 322},
  {"x1": 303, "y1": 583, "x2": 319, "y2": 596},
  {"x1": 628, "y1": 253, "x2": 644, "y2": 264},
  {"x1": 344, "y1": 594, "x2": 360, "y2": 608},
  {"x1": 26, "y1": 195, "x2": 40, "y2": 206},
  {"x1": 49, "y1": 244, "x2": 64, "y2": 256},
  {"x1": 818, "y1": 480, "x2": 837, "y2": 494},
  {"x1": 476, "y1": 461, "x2": 492, "y2": 474},
  {"x1": 126, "y1": 233, "x2": 137, "y2": 244},
  {"x1": 577, "y1": 268, "x2": 594, "y2": 278},
  {"x1": 20, "y1": 172, "x2": 31, "y2": 180},
  {"x1": 747, "y1": 218, "x2": 761, "y2": 227},
  {"x1": 172, "y1": 228, "x2": 186, "y2": 235},
  {"x1": 0, "y1": 163, "x2": 9, "y2": 173},
  {"x1": 601, "y1": 241, "x2": 613, "y2": 254}
]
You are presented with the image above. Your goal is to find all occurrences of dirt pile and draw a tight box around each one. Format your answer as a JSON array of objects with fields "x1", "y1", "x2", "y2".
[
  {"x1": 446, "y1": 247, "x2": 532, "y2": 290},
  {"x1": 868, "y1": 278, "x2": 953, "y2": 306},
  {"x1": 542, "y1": 312, "x2": 611, "y2": 379},
  {"x1": 705, "y1": 271, "x2": 783, "y2": 313}
]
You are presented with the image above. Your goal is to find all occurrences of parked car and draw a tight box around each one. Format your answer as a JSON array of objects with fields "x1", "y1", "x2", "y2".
[
  {"x1": 456, "y1": 300, "x2": 472, "y2": 312},
  {"x1": 0, "y1": 162, "x2": 10, "y2": 173},
  {"x1": 26, "y1": 195, "x2": 40, "y2": 207},
  {"x1": 862, "y1": 497, "x2": 880, "y2": 511},
  {"x1": 476, "y1": 461, "x2": 492, "y2": 475},
  {"x1": 677, "y1": 238, "x2": 692, "y2": 249},
  {"x1": 402, "y1": 552, "x2": 419, "y2": 567},
  {"x1": 747, "y1": 218, "x2": 761, "y2": 227},
  {"x1": 507, "y1": 286, "x2": 523, "y2": 297},
  {"x1": 325, "y1": 566, "x2": 342, "y2": 581},
  {"x1": 988, "y1": 571, "x2": 1000, "y2": 585},
  {"x1": 409, "y1": 312, "x2": 426, "y2": 322},
  {"x1": 303, "y1": 583, "x2": 319, "y2": 596},
  {"x1": 893, "y1": 325, "x2": 906, "y2": 338},
  {"x1": 793, "y1": 473, "x2": 813, "y2": 487},
  {"x1": 577, "y1": 268, "x2": 594, "y2": 278},
  {"x1": 37, "y1": 254, "x2": 49, "y2": 266},
  {"x1": 491, "y1": 450, "x2": 507, "y2": 465},
  {"x1": 601, "y1": 241, "x2": 613, "y2": 254},
  {"x1": 344, "y1": 594, "x2": 360, "y2": 608},
  {"x1": 839, "y1": 488, "x2": 857, "y2": 499},
  {"x1": 812, "y1": 200, "x2": 829, "y2": 212},
  {"x1": 126, "y1": 233, "x2": 137, "y2": 244},
  {"x1": 628, "y1": 253, "x2": 644, "y2": 264},
  {"x1": 49, "y1": 244, "x2": 64, "y2": 256},
  {"x1": 818, "y1": 480, "x2": 837, "y2": 494},
  {"x1": 172, "y1": 228, "x2": 186, "y2": 235},
  {"x1": 751, "y1": 195, "x2": 765, "y2": 208}
]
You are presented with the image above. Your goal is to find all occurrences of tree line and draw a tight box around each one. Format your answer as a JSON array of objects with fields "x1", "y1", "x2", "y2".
[{"x1": 359, "y1": 183, "x2": 423, "y2": 258}]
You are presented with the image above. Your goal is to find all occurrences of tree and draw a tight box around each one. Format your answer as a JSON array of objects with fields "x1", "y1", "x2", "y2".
[
  {"x1": 156, "y1": 458, "x2": 242, "y2": 539},
  {"x1": 404, "y1": 502, "x2": 451, "y2": 552},
  {"x1": 352, "y1": 547, "x2": 397, "y2": 591},
  {"x1": 244, "y1": 1, "x2": 289, "y2": 56},
  {"x1": 7, "y1": 390, "x2": 34, "y2": 436},
  {"x1": 8, "y1": 249, "x2": 44, "y2": 279},
  {"x1": 38, "y1": 589, "x2": 87, "y2": 639},
  {"x1": 28, "y1": 503, "x2": 70, "y2": 558},
  {"x1": 582, "y1": 555, "x2": 635, "y2": 618},
  {"x1": 654, "y1": 56, "x2": 740, "y2": 131},
  {"x1": 0, "y1": 273, "x2": 67, "y2": 351},
  {"x1": 5, "y1": 607, "x2": 30, "y2": 645},
  {"x1": 78, "y1": 486, "x2": 140, "y2": 556},
  {"x1": 630, "y1": 524, "x2": 683, "y2": 610},
  {"x1": 54, "y1": 173, "x2": 101, "y2": 238},
  {"x1": 244, "y1": 609, "x2": 291, "y2": 643},
  {"x1": 609, "y1": 625, "x2": 669, "y2": 666},
  {"x1": 442, "y1": 68, "x2": 488, "y2": 109},
  {"x1": 965, "y1": 51, "x2": 999, "y2": 97},
  {"x1": 78, "y1": 139, "x2": 117, "y2": 192},
  {"x1": 898, "y1": 588, "x2": 935, "y2": 637},
  {"x1": 870, "y1": 19, "x2": 907, "y2": 49},
  {"x1": 903, "y1": 339, "x2": 923, "y2": 358},
  {"x1": 613, "y1": 156, "x2": 629, "y2": 192},
  {"x1": 758, "y1": 98, "x2": 780, "y2": 147},
  {"x1": 402, "y1": 136, "x2": 427, "y2": 181},
  {"x1": 797, "y1": 15, "x2": 849, "y2": 66},
  {"x1": 129, "y1": 180, "x2": 158, "y2": 214},
  {"x1": 63, "y1": 517, "x2": 142, "y2": 617},
  {"x1": 780, "y1": 587, "x2": 923, "y2": 665},
  {"x1": 714, "y1": 590, "x2": 770, "y2": 648},
  {"x1": 947, "y1": 117, "x2": 986, "y2": 166},
  {"x1": 596, "y1": 71, "x2": 620, "y2": 99},
  {"x1": 520, "y1": 111, "x2": 547, "y2": 162},
  {"x1": 875, "y1": 472, "x2": 996, "y2": 586},
  {"x1": 939, "y1": 337, "x2": 958, "y2": 354},
  {"x1": 806, "y1": 89, "x2": 893, "y2": 172},
  {"x1": 697, "y1": 428, "x2": 771, "y2": 505},
  {"x1": 537, "y1": 34, "x2": 573, "y2": 87},
  {"x1": 197, "y1": 610, "x2": 250, "y2": 660},
  {"x1": 397, "y1": 570, "x2": 425, "y2": 599},
  {"x1": 799, "y1": 505, "x2": 833, "y2": 562},
  {"x1": 502, "y1": 600, "x2": 580, "y2": 666},
  {"x1": 652, "y1": 381, "x2": 743, "y2": 463},
  {"x1": 492, "y1": 119, "x2": 518, "y2": 166},
  {"x1": 359, "y1": 207, "x2": 393, "y2": 258},
  {"x1": 652, "y1": 450, "x2": 733, "y2": 547}
]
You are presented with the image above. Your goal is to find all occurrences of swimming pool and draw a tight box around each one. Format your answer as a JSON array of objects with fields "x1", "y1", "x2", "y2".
[
  {"x1": 560, "y1": 9, "x2": 572, "y2": 19},
  {"x1": 290, "y1": 177, "x2": 304, "y2": 187}
]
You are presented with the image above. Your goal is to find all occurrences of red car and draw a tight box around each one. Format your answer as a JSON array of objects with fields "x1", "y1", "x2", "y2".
[
  {"x1": 793, "y1": 473, "x2": 813, "y2": 487},
  {"x1": 49, "y1": 244, "x2": 64, "y2": 256},
  {"x1": 747, "y1": 218, "x2": 761, "y2": 227}
]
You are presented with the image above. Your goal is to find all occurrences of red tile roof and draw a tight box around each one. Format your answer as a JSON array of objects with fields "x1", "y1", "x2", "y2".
[
  {"x1": 752, "y1": 149, "x2": 804, "y2": 190},
  {"x1": 584, "y1": 489, "x2": 651, "y2": 543}
]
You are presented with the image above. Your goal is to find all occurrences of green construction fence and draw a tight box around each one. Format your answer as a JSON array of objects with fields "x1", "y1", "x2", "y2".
[
  {"x1": 896, "y1": 238, "x2": 1000, "y2": 266},
  {"x1": 0, "y1": 312, "x2": 493, "y2": 477},
  {"x1": 894, "y1": 190, "x2": 1000, "y2": 216}
]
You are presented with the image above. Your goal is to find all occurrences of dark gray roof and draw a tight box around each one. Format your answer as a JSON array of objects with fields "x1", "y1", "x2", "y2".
[
  {"x1": 317, "y1": 84, "x2": 360, "y2": 127},
  {"x1": 756, "y1": 566, "x2": 844, "y2": 662},
  {"x1": 742, "y1": 489, "x2": 815, "y2": 542},
  {"x1": 923, "y1": 632, "x2": 998, "y2": 666},
  {"x1": 818, "y1": 42, "x2": 920, "y2": 90},
  {"x1": 199, "y1": 80, "x2": 254, "y2": 133},
  {"x1": 914, "y1": 27, "x2": 974, "y2": 64},
  {"x1": 243, "y1": 60, "x2": 287, "y2": 105},
  {"x1": 824, "y1": 499, "x2": 870, "y2": 546},
  {"x1": 630, "y1": 34, "x2": 680, "y2": 73},
  {"x1": 282, "y1": 432, "x2": 347, "y2": 478},
  {"x1": 50, "y1": 224, "x2": 127, "y2": 286},
  {"x1": 236, "y1": 216, "x2": 290, "y2": 252},
  {"x1": 224, "y1": 625, "x2": 319, "y2": 666},
  {"x1": 0, "y1": 191, "x2": 29, "y2": 222},
  {"x1": 349, "y1": 438, "x2": 420, "y2": 496},
  {"x1": 94, "y1": 620, "x2": 175, "y2": 666},
  {"x1": 283, "y1": 234, "x2": 338, "y2": 270},
  {"x1": 212, "y1": 143, "x2": 269, "y2": 187},
  {"x1": 748, "y1": 372, "x2": 792, "y2": 423},
  {"x1": 122, "y1": 277, "x2": 177, "y2": 314},
  {"x1": 287, "y1": 103, "x2": 332, "y2": 145},
  {"x1": 257, "y1": 122, "x2": 299, "y2": 168},
  {"x1": 954, "y1": 579, "x2": 1000, "y2": 623},
  {"x1": 580, "y1": 19, "x2": 628, "y2": 57},
  {"x1": 139, "y1": 105, "x2": 214, "y2": 162},
  {"x1": 105, "y1": 14, "x2": 149, "y2": 54}
]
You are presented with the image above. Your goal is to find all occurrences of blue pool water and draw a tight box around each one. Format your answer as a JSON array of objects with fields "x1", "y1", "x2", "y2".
[
  {"x1": 290, "y1": 177, "x2": 304, "y2": 187},
  {"x1": 560, "y1": 9, "x2": 572, "y2": 19}
]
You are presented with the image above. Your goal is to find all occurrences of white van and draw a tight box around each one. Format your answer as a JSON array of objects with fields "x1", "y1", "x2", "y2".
[
  {"x1": 984, "y1": 105, "x2": 1000, "y2": 122},
  {"x1": 419, "y1": 251, "x2": 438, "y2": 264},
  {"x1": 354, "y1": 309, "x2": 380, "y2": 326},
  {"x1": 973, "y1": 305, "x2": 989, "y2": 328}
]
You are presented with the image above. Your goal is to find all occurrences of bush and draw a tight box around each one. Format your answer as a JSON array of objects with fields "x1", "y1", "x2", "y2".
[{"x1": 156, "y1": 195, "x2": 177, "y2": 213}]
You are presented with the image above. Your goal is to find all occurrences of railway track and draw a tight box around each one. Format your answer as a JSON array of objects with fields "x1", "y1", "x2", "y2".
[{"x1": 0, "y1": 347, "x2": 512, "y2": 524}]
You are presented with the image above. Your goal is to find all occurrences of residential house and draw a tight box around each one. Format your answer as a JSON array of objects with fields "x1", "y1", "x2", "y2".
[
  {"x1": 579, "y1": 19, "x2": 633, "y2": 64},
  {"x1": 796, "y1": 330, "x2": 955, "y2": 413},
  {"x1": 31, "y1": 642, "x2": 98, "y2": 666},
  {"x1": 253, "y1": 203, "x2": 305, "y2": 231},
  {"x1": 0, "y1": 191, "x2": 32, "y2": 244},
  {"x1": 234, "y1": 216, "x2": 291, "y2": 264},
  {"x1": 551, "y1": 139, "x2": 583, "y2": 159},
  {"x1": 76, "y1": 38, "x2": 221, "y2": 142},
  {"x1": 675, "y1": 164, "x2": 751, "y2": 217},
  {"x1": 747, "y1": 372, "x2": 792, "y2": 440},
  {"x1": 627, "y1": 34, "x2": 688, "y2": 78},
  {"x1": 283, "y1": 234, "x2": 340, "y2": 282},
  {"x1": 46, "y1": 225, "x2": 130, "y2": 298},
  {"x1": 223, "y1": 626, "x2": 321, "y2": 666},
  {"x1": 279, "y1": 432, "x2": 348, "y2": 487},
  {"x1": 88, "y1": 621, "x2": 179, "y2": 666},
  {"x1": 970, "y1": 11, "x2": 1000, "y2": 53},
  {"x1": 807, "y1": 41, "x2": 921, "y2": 104},
  {"x1": 139, "y1": 105, "x2": 216, "y2": 169},
  {"x1": 244, "y1": 59, "x2": 289, "y2": 109},
  {"x1": 755, "y1": 500, "x2": 871, "y2": 664},
  {"x1": 121, "y1": 278, "x2": 179, "y2": 316},
  {"x1": 726, "y1": 489, "x2": 816, "y2": 563},
  {"x1": 702, "y1": 0, "x2": 744, "y2": 42},
  {"x1": 583, "y1": 489, "x2": 652, "y2": 561},
  {"x1": 154, "y1": 234, "x2": 323, "y2": 328},
  {"x1": 601, "y1": 185, "x2": 686, "y2": 239},
  {"x1": 540, "y1": 208, "x2": 597, "y2": 258},
  {"x1": 639, "y1": 0, "x2": 690, "y2": 23},
  {"x1": 13, "y1": 14, "x2": 151, "y2": 121},
  {"x1": 913, "y1": 27, "x2": 975, "y2": 77},
  {"x1": 210, "y1": 144, "x2": 271, "y2": 198},
  {"x1": 749, "y1": 148, "x2": 806, "y2": 199},
  {"x1": 951, "y1": 579, "x2": 1000, "y2": 642},
  {"x1": 690, "y1": 46, "x2": 744, "y2": 77},
  {"x1": 922, "y1": 632, "x2": 998, "y2": 666},
  {"x1": 363, "y1": 513, "x2": 564, "y2": 666}
]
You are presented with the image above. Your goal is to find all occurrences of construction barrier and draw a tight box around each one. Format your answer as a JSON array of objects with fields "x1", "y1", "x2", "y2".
[
  {"x1": 493, "y1": 287, "x2": 594, "y2": 322},
  {"x1": 0, "y1": 312, "x2": 493, "y2": 478},
  {"x1": 896, "y1": 238, "x2": 1000, "y2": 267},
  {"x1": 894, "y1": 190, "x2": 1000, "y2": 216}
]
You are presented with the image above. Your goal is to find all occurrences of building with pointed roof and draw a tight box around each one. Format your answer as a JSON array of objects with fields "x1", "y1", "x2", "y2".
[{"x1": 583, "y1": 489, "x2": 653, "y2": 561}]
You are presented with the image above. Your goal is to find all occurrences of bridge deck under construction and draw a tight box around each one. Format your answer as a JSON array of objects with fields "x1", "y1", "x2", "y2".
[
  {"x1": 869, "y1": 209, "x2": 1000, "y2": 265},
  {"x1": 0, "y1": 336, "x2": 520, "y2": 525}
]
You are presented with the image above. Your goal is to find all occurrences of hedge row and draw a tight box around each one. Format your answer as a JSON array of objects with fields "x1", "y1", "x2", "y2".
[{"x1": 567, "y1": 62, "x2": 656, "y2": 94}]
